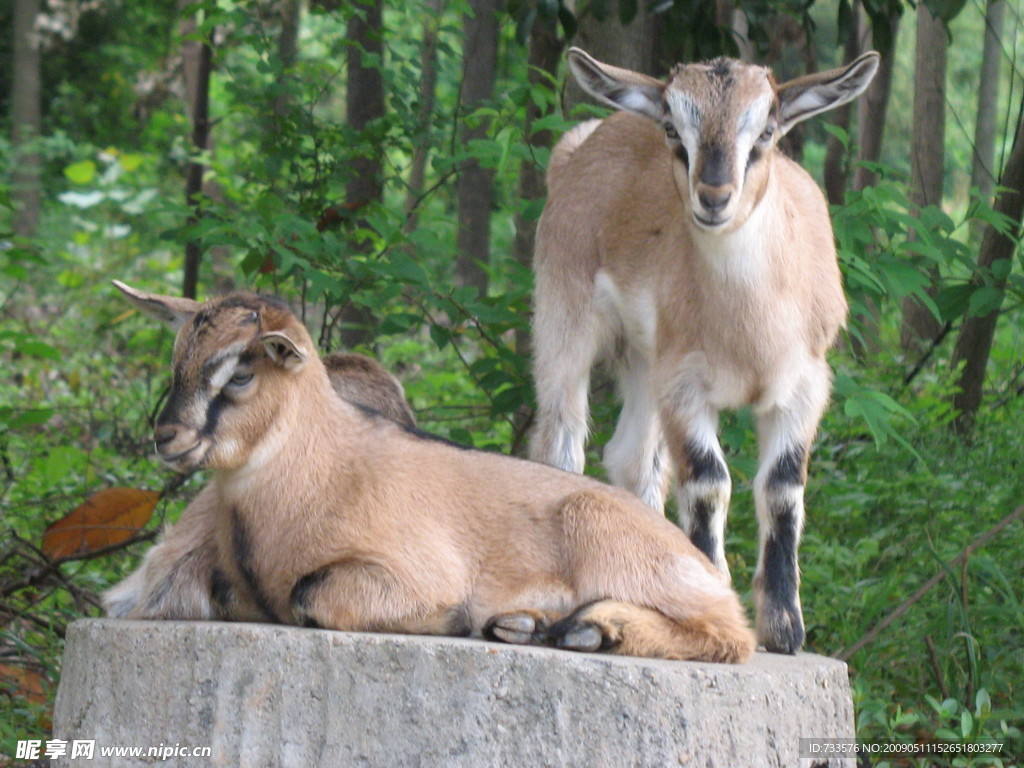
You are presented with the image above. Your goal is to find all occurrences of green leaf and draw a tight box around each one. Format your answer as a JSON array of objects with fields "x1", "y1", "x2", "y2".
[
  {"x1": 618, "y1": 0, "x2": 637, "y2": 24},
  {"x1": 0, "y1": 407, "x2": 54, "y2": 429},
  {"x1": 448, "y1": 428, "x2": 475, "y2": 448},
  {"x1": 378, "y1": 312, "x2": 421, "y2": 336},
  {"x1": 967, "y1": 286, "x2": 1004, "y2": 318},
  {"x1": 934, "y1": 284, "x2": 974, "y2": 321},
  {"x1": 429, "y1": 324, "x2": 451, "y2": 350},
  {"x1": 491, "y1": 385, "x2": 530, "y2": 416},
  {"x1": 961, "y1": 709, "x2": 974, "y2": 739},
  {"x1": 558, "y1": 5, "x2": 578, "y2": 37},
  {"x1": 64, "y1": 160, "x2": 97, "y2": 185},
  {"x1": 821, "y1": 122, "x2": 850, "y2": 149},
  {"x1": 17, "y1": 341, "x2": 62, "y2": 361},
  {"x1": 975, "y1": 689, "x2": 991, "y2": 719},
  {"x1": 120, "y1": 153, "x2": 144, "y2": 172}
]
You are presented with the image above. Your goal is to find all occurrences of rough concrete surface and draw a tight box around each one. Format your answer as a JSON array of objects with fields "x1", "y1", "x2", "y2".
[{"x1": 53, "y1": 619, "x2": 854, "y2": 767}]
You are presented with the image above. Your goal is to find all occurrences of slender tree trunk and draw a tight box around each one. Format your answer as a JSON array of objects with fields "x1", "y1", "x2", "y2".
[
  {"x1": 273, "y1": 0, "x2": 302, "y2": 118},
  {"x1": 403, "y1": 0, "x2": 445, "y2": 230},
  {"x1": 823, "y1": 6, "x2": 864, "y2": 205},
  {"x1": 340, "y1": 0, "x2": 385, "y2": 347},
  {"x1": 951, "y1": 109, "x2": 1024, "y2": 434},
  {"x1": 455, "y1": 0, "x2": 499, "y2": 295},
  {"x1": 345, "y1": 0, "x2": 385, "y2": 211},
  {"x1": 11, "y1": 0, "x2": 42, "y2": 239},
  {"x1": 852, "y1": 14, "x2": 898, "y2": 192},
  {"x1": 900, "y1": 4, "x2": 948, "y2": 354},
  {"x1": 970, "y1": 0, "x2": 1005, "y2": 201},
  {"x1": 181, "y1": 25, "x2": 214, "y2": 300},
  {"x1": 564, "y1": 0, "x2": 656, "y2": 112},
  {"x1": 764, "y1": 14, "x2": 816, "y2": 161},
  {"x1": 512, "y1": 12, "x2": 565, "y2": 359}
]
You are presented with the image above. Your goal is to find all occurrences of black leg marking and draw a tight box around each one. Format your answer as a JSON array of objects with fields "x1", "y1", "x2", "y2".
[
  {"x1": 688, "y1": 499, "x2": 717, "y2": 562},
  {"x1": 763, "y1": 509, "x2": 798, "y2": 606},
  {"x1": 445, "y1": 603, "x2": 473, "y2": 637},
  {"x1": 761, "y1": 507, "x2": 804, "y2": 653},
  {"x1": 145, "y1": 571, "x2": 174, "y2": 612},
  {"x1": 231, "y1": 509, "x2": 281, "y2": 623},
  {"x1": 210, "y1": 567, "x2": 233, "y2": 611},
  {"x1": 145, "y1": 548, "x2": 201, "y2": 614},
  {"x1": 289, "y1": 567, "x2": 331, "y2": 627},
  {"x1": 767, "y1": 447, "x2": 806, "y2": 489},
  {"x1": 684, "y1": 440, "x2": 728, "y2": 483},
  {"x1": 683, "y1": 441, "x2": 728, "y2": 560}
]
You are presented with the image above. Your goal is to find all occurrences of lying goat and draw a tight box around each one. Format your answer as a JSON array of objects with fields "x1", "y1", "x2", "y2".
[
  {"x1": 112, "y1": 281, "x2": 755, "y2": 663},
  {"x1": 531, "y1": 49, "x2": 879, "y2": 653},
  {"x1": 103, "y1": 344, "x2": 415, "y2": 621}
]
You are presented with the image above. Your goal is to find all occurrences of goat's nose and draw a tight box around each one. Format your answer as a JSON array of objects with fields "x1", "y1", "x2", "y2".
[
  {"x1": 698, "y1": 186, "x2": 732, "y2": 213},
  {"x1": 154, "y1": 424, "x2": 178, "y2": 451}
]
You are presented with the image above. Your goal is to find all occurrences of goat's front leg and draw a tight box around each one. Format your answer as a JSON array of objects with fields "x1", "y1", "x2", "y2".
[
  {"x1": 660, "y1": 362, "x2": 731, "y2": 576},
  {"x1": 289, "y1": 559, "x2": 471, "y2": 637},
  {"x1": 753, "y1": 367, "x2": 830, "y2": 654}
]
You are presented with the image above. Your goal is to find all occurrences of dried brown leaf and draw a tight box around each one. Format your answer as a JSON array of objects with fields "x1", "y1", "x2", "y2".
[{"x1": 42, "y1": 487, "x2": 159, "y2": 560}]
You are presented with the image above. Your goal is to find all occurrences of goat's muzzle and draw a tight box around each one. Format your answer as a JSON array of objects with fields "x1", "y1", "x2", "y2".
[{"x1": 153, "y1": 423, "x2": 207, "y2": 472}]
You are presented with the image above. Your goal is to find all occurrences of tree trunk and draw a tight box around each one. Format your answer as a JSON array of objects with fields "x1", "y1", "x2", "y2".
[
  {"x1": 823, "y1": 6, "x2": 864, "y2": 206},
  {"x1": 273, "y1": 0, "x2": 302, "y2": 119},
  {"x1": 970, "y1": 0, "x2": 1005, "y2": 201},
  {"x1": 403, "y1": 0, "x2": 445, "y2": 230},
  {"x1": 852, "y1": 14, "x2": 898, "y2": 192},
  {"x1": 511, "y1": 11, "x2": 565, "y2": 360},
  {"x1": 900, "y1": 3, "x2": 948, "y2": 354},
  {"x1": 340, "y1": 0, "x2": 385, "y2": 348},
  {"x1": 345, "y1": 0, "x2": 385, "y2": 211},
  {"x1": 181, "y1": 15, "x2": 214, "y2": 301},
  {"x1": 951, "y1": 110, "x2": 1024, "y2": 435},
  {"x1": 454, "y1": 0, "x2": 499, "y2": 296},
  {"x1": 11, "y1": 0, "x2": 42, "y2": 239},
  {"x1": 564, "y1": 0, "x2": 656, "y2": 112}
]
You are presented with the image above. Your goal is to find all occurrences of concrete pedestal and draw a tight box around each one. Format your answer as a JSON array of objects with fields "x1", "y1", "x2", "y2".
[{"x1": 53, "y1": 619, "x2": 854, "y2": 767}]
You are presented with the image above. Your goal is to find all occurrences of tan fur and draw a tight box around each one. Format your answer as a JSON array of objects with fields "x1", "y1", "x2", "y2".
[
  {"x1": 112, "y1": 283, "x2": 756, "y2": 663},
  {"x1": 530, "y1": 50, "x2": 878, "y2": 653},
  {"x1": 102, "y1": 350, "x2": 416, "y2": 621}
]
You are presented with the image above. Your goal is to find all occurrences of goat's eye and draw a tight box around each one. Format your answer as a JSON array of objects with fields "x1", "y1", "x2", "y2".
[
  {"x1": 663, "y1": 122, "x2": 679, "y2": 140},
  {"x1": 227, "y1": 371, "x2": 254, "y2": 388},
  {"x1": 759, "y1": 125, "x2": 776, "y2": 143}
]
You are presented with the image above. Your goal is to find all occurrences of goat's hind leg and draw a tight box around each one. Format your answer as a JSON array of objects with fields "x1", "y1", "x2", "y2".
[
  {"x1": 559, "y1": 490, "x2": 755, "y2": 662},
  {"x1": 530, "y1": 279, "x2": 605, "y2": 474},
  {"x1": 604, "y1": 355, "x2": 669, "y2": 510},
  {"x1": 658, "y1": 364, "x2": 732, "y2": 574},
  {"x1": 290, "y1": 559, "x2": 470, "y2": 636},
  {"x1": 546, "y1": 599, "x2": 749, "y2": 663}
]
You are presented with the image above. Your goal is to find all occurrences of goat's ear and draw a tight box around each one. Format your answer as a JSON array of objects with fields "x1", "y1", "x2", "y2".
[
  {"x1": 567, "y1": 47, "x2": 665, "y2": 122},
  {"x1": 261, "y1": 331, "x2": 307, "y2": 371},
  {"x1": 776, "y1": 51, "x2": 880, "y2": 136},
  {"x1": 112, "y1": 280, "x2": 201, "y2": 331}
]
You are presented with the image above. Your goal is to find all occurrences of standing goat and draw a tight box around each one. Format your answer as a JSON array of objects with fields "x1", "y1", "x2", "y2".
[
  {"x1": 112, "y1": 281, "x2": 755, "y2": 663},
  {"x1": 103, "y1": 347, "x2": 416, "y2": 622},
  {"x1": 530, "y1": 49, "x2": 879, "y2": 653}
]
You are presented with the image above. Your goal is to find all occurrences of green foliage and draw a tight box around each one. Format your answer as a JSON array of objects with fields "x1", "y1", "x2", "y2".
[{"x1": 2, "y1": 1, "x2": 1023, "y2": 764}]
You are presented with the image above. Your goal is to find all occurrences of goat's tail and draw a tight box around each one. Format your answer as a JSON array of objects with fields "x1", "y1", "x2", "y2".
[{"x1": 546, "y1": 119, "x2": 602, "y2": 189}]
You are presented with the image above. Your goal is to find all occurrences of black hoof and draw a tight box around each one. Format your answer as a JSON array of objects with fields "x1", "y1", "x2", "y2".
[{"x1": 484, "y1": 612, "x2": 547, "y2": 646}]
